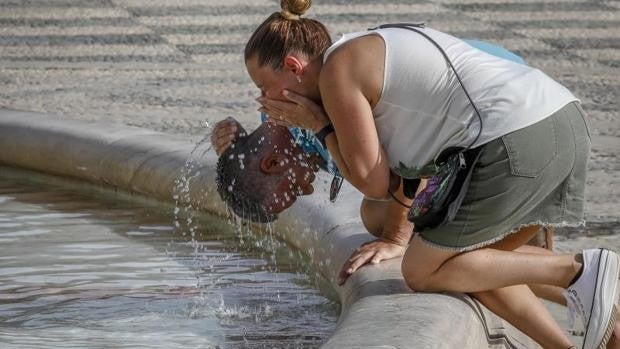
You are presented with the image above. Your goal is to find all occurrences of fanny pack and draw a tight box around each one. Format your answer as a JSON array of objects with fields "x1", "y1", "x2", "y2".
[
  {"x1": 405, "y1": 147, "x2": 483, "y2": 232},
  {"x1": 370, "y1": 23, "x2": 484, "y2": 232}
]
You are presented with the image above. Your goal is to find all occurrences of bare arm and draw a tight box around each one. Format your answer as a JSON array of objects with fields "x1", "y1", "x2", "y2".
[
  {"x1": 319, "y1": 43, "x2": 391, "y2": 199},
  {"x1": 320, "y1": 38, "x2": 419, "y2": 283},
  {"x1": 381, "y1": 178, "x2": 415, "y2": 245},
  {"x1": 339, "y1": 176, "x2": 414, "y2": 284},
  {"x1": 261, "y1": 86, "x2": 414, "y2": 284},
  {"x1": 257, "y1": 90, "x2": 369, "y2": 191},
  {"x1": 260, "y1": 36, "x2": 415, "y2": 285}
]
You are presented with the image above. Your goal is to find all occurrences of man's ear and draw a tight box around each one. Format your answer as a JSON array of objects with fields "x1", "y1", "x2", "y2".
[
  {"x1": 283, "y1": 54, "x2": 306, "y2": 76},
  {"x1": 260, "y1": 153, "x2": 288, "y2": 174}
]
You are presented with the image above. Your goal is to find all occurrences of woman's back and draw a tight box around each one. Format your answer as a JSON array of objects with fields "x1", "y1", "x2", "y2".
[{"x1": 323, "y1": 26, "x2": 577, "y2": 175}]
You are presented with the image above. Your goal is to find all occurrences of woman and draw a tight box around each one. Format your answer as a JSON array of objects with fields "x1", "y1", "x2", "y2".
[{"x1": 244, "y1": 1, "x2": 619, "y2": 348}]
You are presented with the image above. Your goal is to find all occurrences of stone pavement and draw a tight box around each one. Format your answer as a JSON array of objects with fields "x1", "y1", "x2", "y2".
[{"x1": 0, "y1": 0, "x2": 618, "y2": 237}]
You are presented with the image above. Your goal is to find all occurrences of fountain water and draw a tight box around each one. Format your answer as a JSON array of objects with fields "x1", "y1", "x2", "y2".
[{"x1": 0, "y1": 161, "x2": 337, "y2": 348}]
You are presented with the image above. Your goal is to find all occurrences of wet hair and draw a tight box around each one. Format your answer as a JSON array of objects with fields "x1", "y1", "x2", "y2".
[
  {"x1": 244, "y1": 0, "x2": 332, "y2": 69},
  {"x1": 216, "y1": 132, "x2": 279, "y2": 223}
]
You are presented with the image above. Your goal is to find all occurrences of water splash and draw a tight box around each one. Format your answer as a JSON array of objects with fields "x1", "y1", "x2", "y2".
[
  {"x1": 165, "y1": 119, "x2": 335, "y2": 349},
  {"x1": 169, "y1": 120, "x2": 288, "y2": 324},
  {"x1": 168, "y1": 121, "x2": 215, "y2": 324}
]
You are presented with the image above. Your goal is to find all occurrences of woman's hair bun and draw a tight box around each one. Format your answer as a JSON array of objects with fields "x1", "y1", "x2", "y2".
[{"x1": 280, "y1": 0, "x2": 311, "y2": 18}]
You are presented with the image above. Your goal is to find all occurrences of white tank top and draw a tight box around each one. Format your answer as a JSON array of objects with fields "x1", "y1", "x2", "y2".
[{"x1": 323, "y1": 27, "x2": 578, "y2": 177}]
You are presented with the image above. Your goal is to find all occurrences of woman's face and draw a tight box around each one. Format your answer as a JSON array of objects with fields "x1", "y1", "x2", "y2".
[{"x1": 245, "y1": 55, "x2": 302, "y2": 101}]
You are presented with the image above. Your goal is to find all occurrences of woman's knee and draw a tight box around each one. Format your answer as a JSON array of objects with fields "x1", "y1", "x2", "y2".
[
  {"x1": 400, "y1": 236, "x2": 461, "y2": 292},
  {"x1": 360, "y1": 198, "x2": 389, "y2": 238}
]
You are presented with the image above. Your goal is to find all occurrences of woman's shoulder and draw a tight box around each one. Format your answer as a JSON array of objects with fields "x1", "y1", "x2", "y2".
[
  {"x1": 323, "y1": 33, "x2": 384, "y2": 68},
  {"x1": 320, "y1": 34, "x2": 385, "y2": 107}
]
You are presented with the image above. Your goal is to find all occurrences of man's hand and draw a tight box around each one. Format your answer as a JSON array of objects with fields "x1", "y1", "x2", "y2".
[
  {"x1": 338, "y1": 238, "x2": 407, "y2": 285},
  {"x1": 210, "y1": 117, "x2": 246, "y2": 156}
]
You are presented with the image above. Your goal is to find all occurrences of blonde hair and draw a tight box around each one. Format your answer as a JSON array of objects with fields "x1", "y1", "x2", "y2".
[{"x1": 244, "y1": 0, "x2": 331, "y2": 69}]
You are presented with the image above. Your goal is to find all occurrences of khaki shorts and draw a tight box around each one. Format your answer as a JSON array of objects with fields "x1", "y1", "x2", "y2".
[{"x1": 420, "y1": 102, "x2": 591, "y2": 251}]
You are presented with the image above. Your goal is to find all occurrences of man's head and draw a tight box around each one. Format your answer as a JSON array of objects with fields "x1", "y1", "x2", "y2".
[{"x1": 216, "y1": 123, "x2": 318, "y2": 223}]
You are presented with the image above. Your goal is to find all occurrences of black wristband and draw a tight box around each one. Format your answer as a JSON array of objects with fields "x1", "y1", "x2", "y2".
[{"x1": 315, "y1": 124, "x2": 334, "y2": 148}]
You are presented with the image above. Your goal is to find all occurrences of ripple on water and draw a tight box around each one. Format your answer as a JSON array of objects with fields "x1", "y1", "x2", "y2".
[
  {"x1": 60, "y1": 243, "x2": 124, "y2": 252},
  {"x1": 0, "y1": 196, "x2": 14, "y2": 204},
  {"x1": 57, "y1": 254, "x2": 122, "y2": 260},
  {"x1": 13, "y1": 213, "x2": 91, "y2": 221},
  {"x1": 138, "y1": 225, "x2": 173, "y2": 231},
  {"x1": 125, "y1": 230, "x2": 154, "y2": 236},
  {"x1": 0, "y1": 266, "x2": 46, "y2": 276},
  {"x1": 0, "y1": 222, "x2": 22, "y2": 228},
  {"x1": 0, "y1": 228, "x2": 51, "y2": 237}
]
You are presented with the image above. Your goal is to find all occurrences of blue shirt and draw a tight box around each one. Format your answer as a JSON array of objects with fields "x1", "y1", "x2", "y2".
[
  {"x1": 260, "y1": 40, "x2": 525, "y2": 177},
  {"x1": 259, "y1": 113, "x2": 341, "y2": 176}
]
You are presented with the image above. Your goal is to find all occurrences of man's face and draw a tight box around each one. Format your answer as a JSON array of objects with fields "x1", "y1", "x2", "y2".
[{"x1": 254, "y1": 123, "x2": 319, "y2": 214}]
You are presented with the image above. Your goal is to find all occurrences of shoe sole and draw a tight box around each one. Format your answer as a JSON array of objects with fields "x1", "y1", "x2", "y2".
[
  {"x1": 598, "y1": 304, "x2": 617, "y2": 349},
  {"x1": 583, "y1": 249, "x2": 620, "y2": 349}
]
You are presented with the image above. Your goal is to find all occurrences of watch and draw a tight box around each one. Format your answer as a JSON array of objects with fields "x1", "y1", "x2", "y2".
[{"x1": 314, "y1": 124, "x2": 334, "y2": 148}]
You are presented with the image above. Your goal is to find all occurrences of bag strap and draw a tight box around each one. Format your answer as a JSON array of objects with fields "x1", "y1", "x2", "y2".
[{"x1": 369, "y1": 23, "x2": 483, "y2": 151}]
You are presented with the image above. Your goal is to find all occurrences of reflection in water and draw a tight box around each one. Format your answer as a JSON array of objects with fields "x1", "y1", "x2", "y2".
[{"x1": 0, "y1": 167, "x2": 337, "y2": 348}]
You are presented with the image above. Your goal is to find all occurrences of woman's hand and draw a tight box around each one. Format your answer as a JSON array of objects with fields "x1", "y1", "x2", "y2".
[
  {"x1": 210, "y1": 117, "x2": 246, "y2": 156},
  {"x1": 338, "y1": 238, "x2": 407, "y2": 285},
  {"x1": 258, "y1": 89, "x2": 330, "y2": 132}
]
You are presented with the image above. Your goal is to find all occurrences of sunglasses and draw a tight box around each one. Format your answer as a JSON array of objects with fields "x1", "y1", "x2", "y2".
[{"x1": 329, "y1": 175, "x2": 343, "y2": 203}]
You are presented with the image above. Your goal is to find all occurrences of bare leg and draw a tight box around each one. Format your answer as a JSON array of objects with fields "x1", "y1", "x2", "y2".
[
  {"x1": 470, "y1": 239, "x2": 572, "y2": 348},
  {"x1": 401, "y1": 225, "x2": 581, "y2": 293},
  {"x1": 608, "y1": 319, "x2": 620, "y2": 349},
  {"x1": 359, "y1": 197, "x2": 389, "y2": 238},
  {"x1": 472, "y1": 234, "x2": 572, "y2": 348},
  {"x1": 472, "y1": 285, "x2": 573, "y2": 349},
  {"x1": 401, "y1": 226, "x2": 581, "y2": 348},
  {"x1": 516, "y1": 244, "x2": 568, "y2": 304}
]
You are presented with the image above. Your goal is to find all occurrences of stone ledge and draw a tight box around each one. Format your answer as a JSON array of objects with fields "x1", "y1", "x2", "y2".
[{"x1": 0, "y1": 109, "x2": 538, "y2": 348}]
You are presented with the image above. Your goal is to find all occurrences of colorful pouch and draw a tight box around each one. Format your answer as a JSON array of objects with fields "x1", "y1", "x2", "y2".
[{"x1": 406, "y1": 147, "x2": 483, "y2": 232}]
